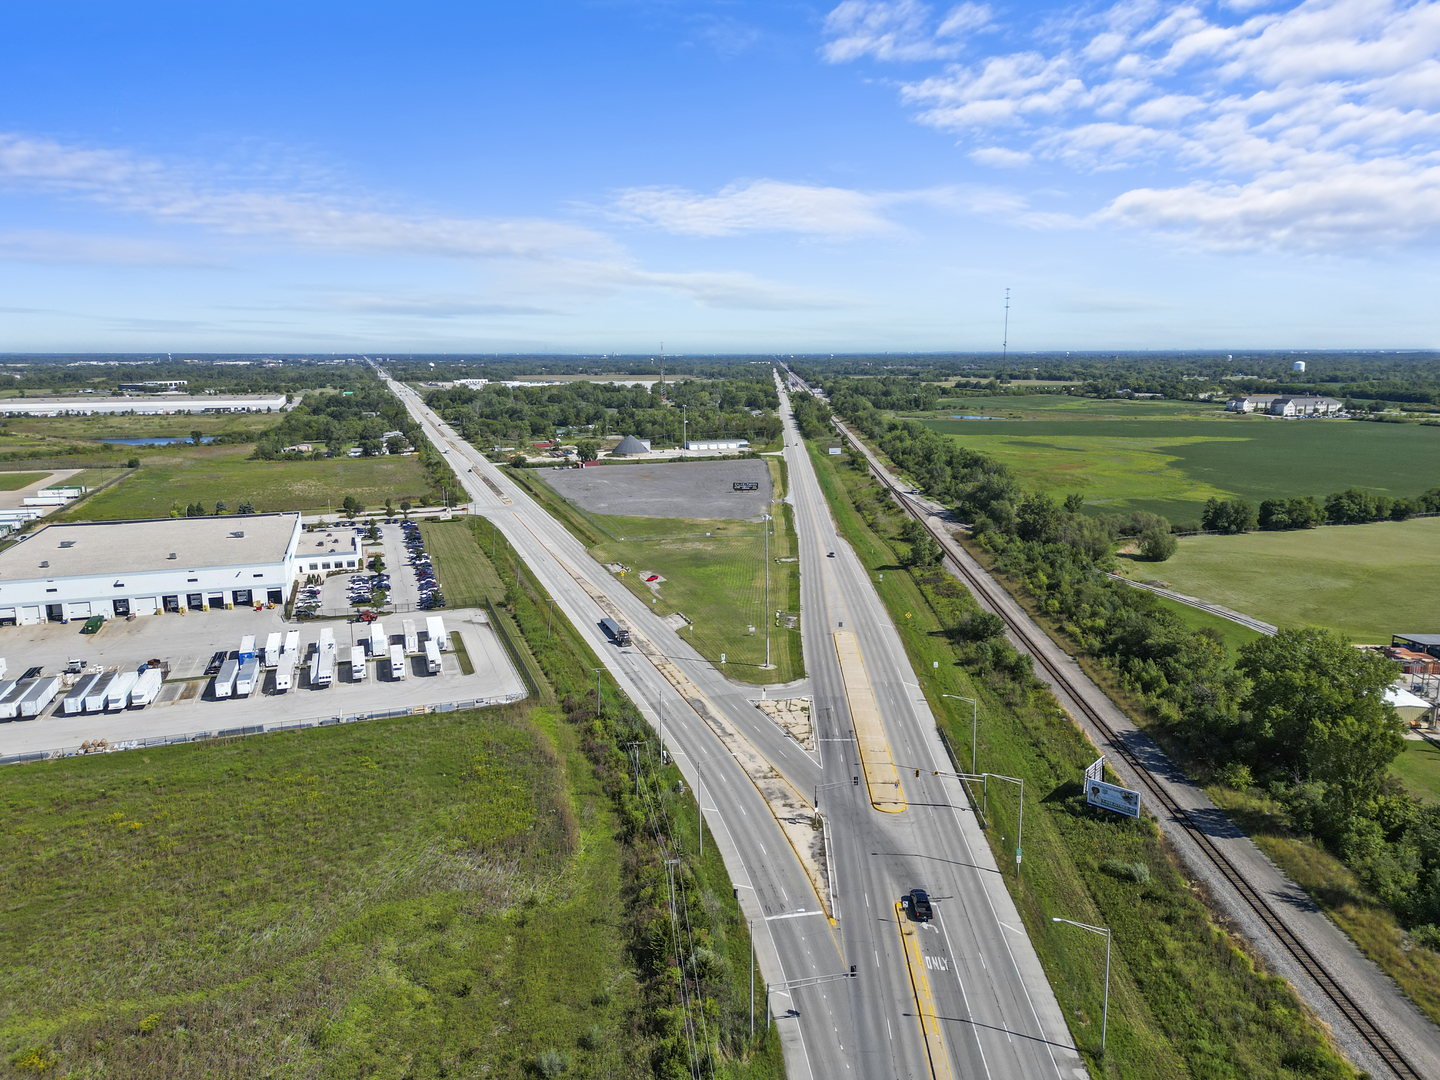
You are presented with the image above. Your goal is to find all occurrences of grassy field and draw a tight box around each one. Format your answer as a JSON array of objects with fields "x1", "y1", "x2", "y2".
[
  {"x1": 0, "y1": 707, "x2": 646, "y2": 1079},
  {"x1": 0, "y1": 471, "x2": 48, "y2": 490},
  {"x1": 514, "y1": 467, "x2": 804, "y2": 686},
  {"x1": 1144, "y1": 517, "x2": 1440, "y2": 643},
  {"x1": 5, "y1": 411, "x2": 277, "y2": 442},
  {"x1": 420, "y1": 519, "x2": 508, "y2": 603},
  {"x1": 62, "y1": 445, "x2": 435, "y2": 520},
  {"x1": 808, "y1": 442, "x2": 1358, "y2": 1079},
  {"x1": 918, "y1": 399, "x2": 1440, "y2": 523},
  {"x1": 1139, "y1": 592, "x2": 1266, "y2": 657},
  {"x1": 1393, "y1": 738, "x2": 1440, "y2": 803}
]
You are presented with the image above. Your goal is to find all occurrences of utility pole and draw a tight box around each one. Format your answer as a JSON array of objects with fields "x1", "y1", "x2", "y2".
[
  {"x1": 544, "y1": 597, "x2": 555, "y2": 638},
  {"x1": 763, "y1": 512, "x2": 771, "y2": 669},
  {"x1": 1002, "y1": 287, "x2": 1011, "y2": 364},
  {"x1": 1053, "y1": 918, "x2": 1111, "y2": 1052},
  {"x1": 591, "y1": 666, "x2": 603, "y2": 708},
  {"x1": 697, "y1": 772, "x2": 704, "y2": 857},
  {"x1": 749, "y1": 920, "x2": 755, "y2": 1037},
  {"x1": 942, "y1": 694, "x2": 979, "y2": 774}
]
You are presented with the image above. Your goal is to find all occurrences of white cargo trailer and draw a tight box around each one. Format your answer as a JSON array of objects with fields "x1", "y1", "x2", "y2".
[
  {"x1": 0, "y1": 658, "x2": 7, "y2": 680},
  {"x1": 403, "y1": 619, "x2": 419, "y2": 654},
  {"x1": 62, "y1": 673, "x2": 99, "y2": 714},
  {"x1": 84, "y1": 671, "x2": 117, "y2": 712},
  {"x1": 264, "y1": 632, "x2": 283, "y2": 668},
  {"x1": 283, "y1": 629, "x2": 300, "y2": 657},
  {"x1": 0, "y1": 680, "x2": 32, "y2": 719},
  {"x1": 0, "y1": 678, "x2": 24, "y2": 708},
  {"x1": 106, "y1": 670, "x2": 139, "y2": 711},
  {"x1": 311, "y1": 628, "x2": 336, "y2": 688},
  {"x1": 129, "y1": 667, "x2": 164, "y2": 708},
  {"x1": 350, "y1": 645, "x2": 366, "y2": 681},
  {"x1": 369, "y1": 621, "x2": 387, "y2": 656},
  {"x1": 238, "y1": 635, "x2": 257, "y2": 663},
  {"x1": 274, "y1": 657, "x2": 294, "y2": 693},
  {"x1": 425, "y1": 615, "x2": 447, "y2": 650},
  {"x1": 424, "y1": 637, "x2": 442, "y2": 675},
  {"x1": 19, "y1": 676, "x2": 62, "y2": 717},
  {"x1": 235, "y1": 658, "x2": 260, "y2": 697},
  {"x1": 214, "y1": 659, "x2": 239, "y2": 699},
  {"x1": 388, "y1": 643, "x2": 405, "y2": 680}
]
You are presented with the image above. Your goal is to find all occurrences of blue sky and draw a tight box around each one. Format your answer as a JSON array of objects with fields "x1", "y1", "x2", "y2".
[{"x1": 1, "y1": 0, "x2": 1437, "y2": 353}]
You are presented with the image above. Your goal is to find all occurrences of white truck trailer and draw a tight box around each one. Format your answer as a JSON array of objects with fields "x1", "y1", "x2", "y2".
[
  {"x1": 426, "y1": 615, "x2": 447, "y2": 650},
  {"x1": 350, "y1": 645, "x2": 366, "y2": 681},
  {"x1": 0, "y1": 679, "x2": 24, "y2": 710},
  {"x1": 263, "y1": 632, "x2": 283, "y2": 668},
  {"x1": 106, "y1": 670, "x2": 139, "y2": 711},
  {"x1": 235, "y1": 657, "x2": 260, "y2": 697},
  {"x1": 274, "y1": 657, "x2": 295, "y2": 693},
  {"x1": 403, "y1": 619, "x2": 419, "y2": 654},
  {"x1": 62, "y1": 673, "x2": 99, "y2": 714},
  {"x1": 388, "y1": 643, "x2": 406, "y2": 680},
  {"x1": 129, "y1": 667, "x2": 164, "y2": 708},
  {"x1": 424, "y1": 637, "x2": 442, "y2": 675},
  {"x1": 311, "y1": 628, "x2": 336, "y2": 688},
  {"x1": 18, "y1": 676, "x2": 62, "y2": 717},
  {"x1": 238, "y1": 635, "x2": 257, "y2": 664},
  {"x1": 283, "y1": 629, "x2": 300, "y2": 658},
  {"x1": 84, "y1": 671, "x2": 117, "y2": 713},
  {"x1": 369, "y1": 620, "x2": 387, "y2": 656},
  {"x1": 0, "y1": 680, "x2": 32, "y2": 719},
  {"x1": 214, "y1": 659, "x2": 239, "y2": 699}
]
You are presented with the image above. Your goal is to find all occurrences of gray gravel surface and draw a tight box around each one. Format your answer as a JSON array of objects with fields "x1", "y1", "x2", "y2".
[{"x1": 543, "y1": 459, "x2": 772, "y2": 520}]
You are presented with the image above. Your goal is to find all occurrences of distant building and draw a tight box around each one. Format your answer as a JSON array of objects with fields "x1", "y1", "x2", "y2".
[
  {"x1": 1225, "y1": 394, "x2": 1282, "y2": 413},
  {"x1": 611, "y1": 435, "x2": 652, "y2": 456},
  {"x1": 683, "y1": 438, "x2": 749, "y2": 451},
  {"x1": 1269, "y1": 396, "x2": 1341, "y2": 417},
  {"x1": 1293, "y1": 360, "x2": 1306, "y2": 372},
  {"x1": 0, "y1": 393, "x2": 284, "y2": 417},
  {"x1": 1392, "y1": 633, "x2": 1440, "y2": 659},
  {"x1": 1386, "y1": 683, "x2": 1436, "y2": 726}
]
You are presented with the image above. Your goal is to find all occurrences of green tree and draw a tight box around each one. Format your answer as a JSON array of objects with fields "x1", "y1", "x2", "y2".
[
  {"x1": 190, "y1": 429, "x2": 204, "y2": 445},
  {"x1": 1138, "y1": 528, "x2": 1177, "y2": 561},
  {"x1": 236, "y1": 500, "x2": 255, "y2": 514},
  {"x1": 1236, "y1": 629, "x2": 1404, "y2": 837},
  {"x1": 1202, "y1": 497, "x2": 1257, "y2": 534},
  {"x1": 126, "y1": 456, "x2": 140, "y2": 468},
  {"x1": 400, "y1": 500, "x2": 412, "y2": 519},
  {"x1": 576, "y1": 440, "x2": 600, "y2": 463},
  {"x1": 1016, "y1": 492, "x2": 1064, "y2": 543},
  {"x1": 1063, "y1": 492, "x2": 1085, "y2": 514},
  {"x1": 385, "y1": 434, "x2": 407, "y2": 455},
  {"x1": 213, "y1": 500, "x2": 227, "y2": 515},
  {"x1": 341, "y1": 494, "x2": 362, "y2": 517}
]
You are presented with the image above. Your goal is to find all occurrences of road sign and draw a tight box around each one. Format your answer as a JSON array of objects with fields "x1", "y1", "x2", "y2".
[{"x1": 1085, "y1": 756, "x2": 1141, "y2": 818}]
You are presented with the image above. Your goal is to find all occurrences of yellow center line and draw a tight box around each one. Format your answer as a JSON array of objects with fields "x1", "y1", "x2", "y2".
[{"x1": 894, "y1": 902, "x2": 955, "y2": 1080}]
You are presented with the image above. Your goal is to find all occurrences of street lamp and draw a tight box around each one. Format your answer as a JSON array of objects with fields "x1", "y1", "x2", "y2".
[
  {"x1": 942, "y1": 694, "x2": 978, "y2": 774},
  {"x1": 762, "y1": 512, "x2": 772, "y2": 669},
  {"x1": 544, "y1": 597, "x2": 555, "y2": 638},
  {"x1": 1052, "y1": 918, "x2": 1111, "y2": 1052}
]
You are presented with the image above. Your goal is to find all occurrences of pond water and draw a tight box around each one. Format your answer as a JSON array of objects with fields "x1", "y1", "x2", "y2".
[{"x1": 98, "y1": 436, "x2": 215, "y2": 446}]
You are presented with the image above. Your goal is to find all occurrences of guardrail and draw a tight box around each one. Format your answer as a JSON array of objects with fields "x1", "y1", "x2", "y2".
[{"x1": 0, "y1": 691, "x2": 530, "y2": 766}]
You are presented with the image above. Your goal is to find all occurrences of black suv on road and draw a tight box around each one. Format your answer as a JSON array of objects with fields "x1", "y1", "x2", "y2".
[{"x1": 902, "y1": 889, "x2": 933, "y2": 921}]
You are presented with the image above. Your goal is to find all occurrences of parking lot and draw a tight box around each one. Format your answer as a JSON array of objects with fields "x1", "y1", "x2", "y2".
[
  {"x1": 544, "y1": 459, "x2": 773, "y2": 520},
  {"x1": 309, "y1": 521, "x2": 440, "y2": 614},
  {"x1": 0, "y1": 603, "x2": 526, "y2": 758}
]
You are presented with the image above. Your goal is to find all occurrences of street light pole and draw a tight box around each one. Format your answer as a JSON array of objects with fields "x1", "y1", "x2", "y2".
[
  {"x1": 1053, "y1": 918, "x2": 1111, "y2": 1052},
  {"x1": 942, "y1": 694, "x2": 978, "y2": 774},
  {"x1": 763, "y1": 512, "x2": 771, "y2": 669},
  {"x1": 544, "y1": 597, "x2": 554, "y2": 638}
]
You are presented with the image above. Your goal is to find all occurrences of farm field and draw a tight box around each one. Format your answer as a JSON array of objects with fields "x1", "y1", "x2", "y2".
[
  {"x1": 0, "y1": 706, "x2": 642, "y2": 1079},
  {"x1": 1146, "y1": 516, "x2": 1440, "y2": 643},
  {"x1": 519, "y1": 464, "x2": 803, "y2": 685},
  {"x1": 62, "y1": 444, "x2": 434, "y2": 520},
  {"x1": 5, "y1": 411, "x2": 277, "y2": 442},
  {"x1": 920, "y1": 399, "x2": 1440, "y2": 523}
]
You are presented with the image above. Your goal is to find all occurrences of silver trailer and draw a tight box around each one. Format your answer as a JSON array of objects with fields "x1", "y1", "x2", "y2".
[
  {"x1": 214, "y1": 659, "x2": 239, "y2": 699},
  {"x1": 283, "y1": 629, "x2": 300, "y2": 657},
  {"x1": 263, "y1": 632, "x2": 283, "y2": 668},
  {"x1": 350, "y1": 645, "x2": 366, "y2": 681},
  {"x1": 0, "y1": 680, "x2": 32, "y2": 719},
  {"x1": 129, "y1": 667, "x2": 164, "y2": 708},
  {"x1": 0, "y1": 678, "x2": 24, "y2": 709},
  {"x1": 426, "y1": 615, "x2": 447, "y2": 650},
  {"x1": 235, "y1": 657, "x2": 260, "y2": 697},
  {"x1": 0, "y1": 658, "x2": 7, "y2": 680},
  {"x1": 106, "y1": 670, "x2": 139, "y2": 711},
  {"x1": 424, "y1": 637, "x2": 442, "y2": 675},
  {"x1": 84, "y1": 671, "x2": 118, "y2": 713},
  {"x1": 388, "y1": 643, "x2": 405, "y2": 680},
  {"x1": 18, "y1": 676, "x2": 62, "y2": 717},
  {"x1": 274, "y1": 657, "x2": 294, "y2": 693},
  {"x1": 62, "y1": 673, "x2": 99, "y2": 715},
  {"x1": 311, "y1": 628, "x2": 336, "y2": 688},
  {"x1": 369, "y1": 620, "x2": 387, "y2": 656},
  {"x1": 403, "y1": 619, "x2": 419, "y2": 654}
]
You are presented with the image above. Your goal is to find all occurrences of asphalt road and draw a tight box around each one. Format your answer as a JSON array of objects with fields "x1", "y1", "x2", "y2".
[{"x1": 383, "y1": 370, "x2": 1085, "y2": 1080}]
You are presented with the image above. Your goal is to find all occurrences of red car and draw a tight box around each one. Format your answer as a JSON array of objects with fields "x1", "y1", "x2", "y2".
[{"x1": 646, "y1": 575, "x2": 659, "y2": 582}]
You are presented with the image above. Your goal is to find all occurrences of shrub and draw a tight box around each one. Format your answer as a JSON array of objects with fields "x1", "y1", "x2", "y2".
[
  {"x1": 1100, "y1": 858, "x2": 1152, "y2": 883},
  {"x1": 578, "y1": 1024, "x2": 605, "y2": 1051},
  {"x1": 1138, "y1": 528, "x2": 1177, "y2": 561},
  {"x1": 1410, "y1": 924, "x2": 1440, "y2": 952},
  {"x1": 1216, "y1": 762, "x2": 1254, "y2": 790},
  {"x1": 535, "y1": 1047, "x2": 569, "y2": 1077}
]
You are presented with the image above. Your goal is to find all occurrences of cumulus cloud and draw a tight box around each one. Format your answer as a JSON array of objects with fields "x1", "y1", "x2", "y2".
[
  {"x1": 611, "y1": 179, "x2": 901, "y2": 237},
  {"x1": 876, "y1": 0, "x2": 1440, "y2": 250},
  {"x1": 821, "y1": 0, "x2": 992, "y2": 63}
]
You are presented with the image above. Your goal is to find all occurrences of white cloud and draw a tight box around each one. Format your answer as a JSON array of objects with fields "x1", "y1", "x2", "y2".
[
  {"x1": 877, "y1": 0, "x2": 1440, "y2": 251},
  {"x1": 970, "y1": 146, "x2": 1034, "y2": 167},
  {"x1": 821, "y1": 1, "x2": 992, "y2": 63},
  {"x1": 611, "y1": 179, "x2": 901, "y2": 237}
]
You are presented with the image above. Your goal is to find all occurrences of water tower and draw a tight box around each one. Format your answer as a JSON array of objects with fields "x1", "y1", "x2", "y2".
[{"x1": 1293, "y1": 360, "x2": 1306, "y2": 372}]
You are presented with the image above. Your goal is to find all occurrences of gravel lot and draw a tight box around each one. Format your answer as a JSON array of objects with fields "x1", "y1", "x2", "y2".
[{"x1": 544, "y1": 459, "x2": 773, "y2": 520}]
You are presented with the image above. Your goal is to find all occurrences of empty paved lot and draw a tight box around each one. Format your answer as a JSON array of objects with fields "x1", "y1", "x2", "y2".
[{"x1": 544, "y1": 459, "x2": 772, "y2": 520}]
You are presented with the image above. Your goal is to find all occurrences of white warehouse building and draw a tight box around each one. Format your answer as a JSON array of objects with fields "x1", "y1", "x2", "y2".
[
  {"x1": 0, "y1": 513, "x2": 357, "y2": 625},
  {"x1": 0, "y1": 393, "x2": 286, "y2": 417}
]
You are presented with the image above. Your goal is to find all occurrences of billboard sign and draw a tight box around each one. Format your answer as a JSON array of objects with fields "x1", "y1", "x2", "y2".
[{"x1": 1085, "y1": 756, "x2": 1141, "y2": 819}]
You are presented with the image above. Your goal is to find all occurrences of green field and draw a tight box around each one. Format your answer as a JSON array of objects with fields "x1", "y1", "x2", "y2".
[
  {"x1": 0, "y1": 471, "x2": 48, "y2": 490},
  {"x1": 63, "y1": 445, "x2": 435, "y2": 519},
  {"x1": 1393, "y1": 738, "x2": 1440, "y2": 804},
  {"x1": 0, "y1": 707, "x2": 642, "y2": 1079},
  {"x1": 6, "y1": 411, "x2": 277, "y2": 442},
  {"x1": 517, "y1": 465, "x2": 804, "y2": 686},
  {"x1": 1142, "y1": 592, "x2": 1265, "y2": 657},
  {"x1": 920, "y1": 399, "x2": 1440, "y2": 523},
  {"x1": 1150, "y1": 517, "x2": 1440, "y2": 643}
]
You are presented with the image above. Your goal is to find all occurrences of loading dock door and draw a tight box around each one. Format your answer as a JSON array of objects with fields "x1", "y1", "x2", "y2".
[
  {"x1": 133, "y1": 597, "x2": 158, "y2": 616},
  {"x1": 19, "y1": 606, "x2": 41, "y2": 625},
  {"x1": 112, "y1": 599, "x2": 130, "y2": 617},
  {"x1": 66, "y1": 602, "x2": 91, "y2": 619},
  {"x1": 267, "y1": 589, "x2": 283, "y2": 604},
  {"x1": 163, "y1": 595, "x2": 180, "y2": 613},
  {"x1": 208, "y1": 595, "x2": 224, "y2": 609},
  {"x1": 0, "y1": 607, "x2": 15, "y2": 624},
  {"x1": 45, "y1": 604, "x2": 65, "y2": 622},
  {"x1": 187, "y1": 593, "x2": 203, "y2": 610}
]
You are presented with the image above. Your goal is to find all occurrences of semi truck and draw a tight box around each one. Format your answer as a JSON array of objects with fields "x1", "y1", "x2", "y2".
[
  {"x1": 403, "y1": 619, "x2": 419, "y2": 654},
  {"x1": 263, "y1": 632, "x2": 283, "y2": 668},
  {"x1": 426, "y1": 615, "x2": 447, "y2": 650},
  {"x1": 214, "y1": 659, "x2": 239, "y2": 699},
  {"x1": 388, "y1": 643, "x2": 406, "y2": 680},
  {"x1": 350, "y1": 645, "x2": 367, "y2": 681},
  {"x1": 129, "y1": 667, "x2": 163, "y2": 708},
  {"x1": 311, "y1": 628, "x2": 336, "y2": 688},
  {"x1": 235, "y1": 657, "x2": 260, "y2": 697},
  {"x1": 600, "y1": 617, "x2": 631, "y2": 646},
  {"x1": 106, "y1": 670, "x2": 139, "y2": 711}
]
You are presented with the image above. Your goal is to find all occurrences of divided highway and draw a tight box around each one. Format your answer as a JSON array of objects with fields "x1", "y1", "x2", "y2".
[{"x1": 384, "y1": 370, "x2": 1086, "y2": 1080}]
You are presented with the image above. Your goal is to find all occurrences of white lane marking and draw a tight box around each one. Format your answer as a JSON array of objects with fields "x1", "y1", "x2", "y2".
[
  {"x1": 938, "y1": 910, "x2": 995, "y2": 1078},
  {"x1": 766, "y1": 909, "x2": 826, "y2": 922}
]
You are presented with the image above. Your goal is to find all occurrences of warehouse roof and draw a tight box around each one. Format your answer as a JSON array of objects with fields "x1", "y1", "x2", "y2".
[{"x1": 0, "y1": 513, "x2": 300, "y2": 580}]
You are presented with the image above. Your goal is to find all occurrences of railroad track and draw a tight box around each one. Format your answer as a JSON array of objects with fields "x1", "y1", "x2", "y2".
[{"x1": 833, "y1": 417, "x2": 1424, "y2": 1080}]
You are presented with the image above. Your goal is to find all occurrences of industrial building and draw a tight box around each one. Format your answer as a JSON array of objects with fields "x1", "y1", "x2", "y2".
[
  {"x1": 0, "y1": 393, "x2": 286, "y2": 417},
  {"x1": 0, "y1": 513, "x2": 359, "y2": 625},
  {"x1": 683, "y1": 438, "x2": 749, "y2": 451}
]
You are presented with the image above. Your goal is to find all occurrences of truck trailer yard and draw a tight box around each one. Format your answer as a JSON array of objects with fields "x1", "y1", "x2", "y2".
[{"x1": 0, "y1": 605, "x2": 525, "y2": 759}]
